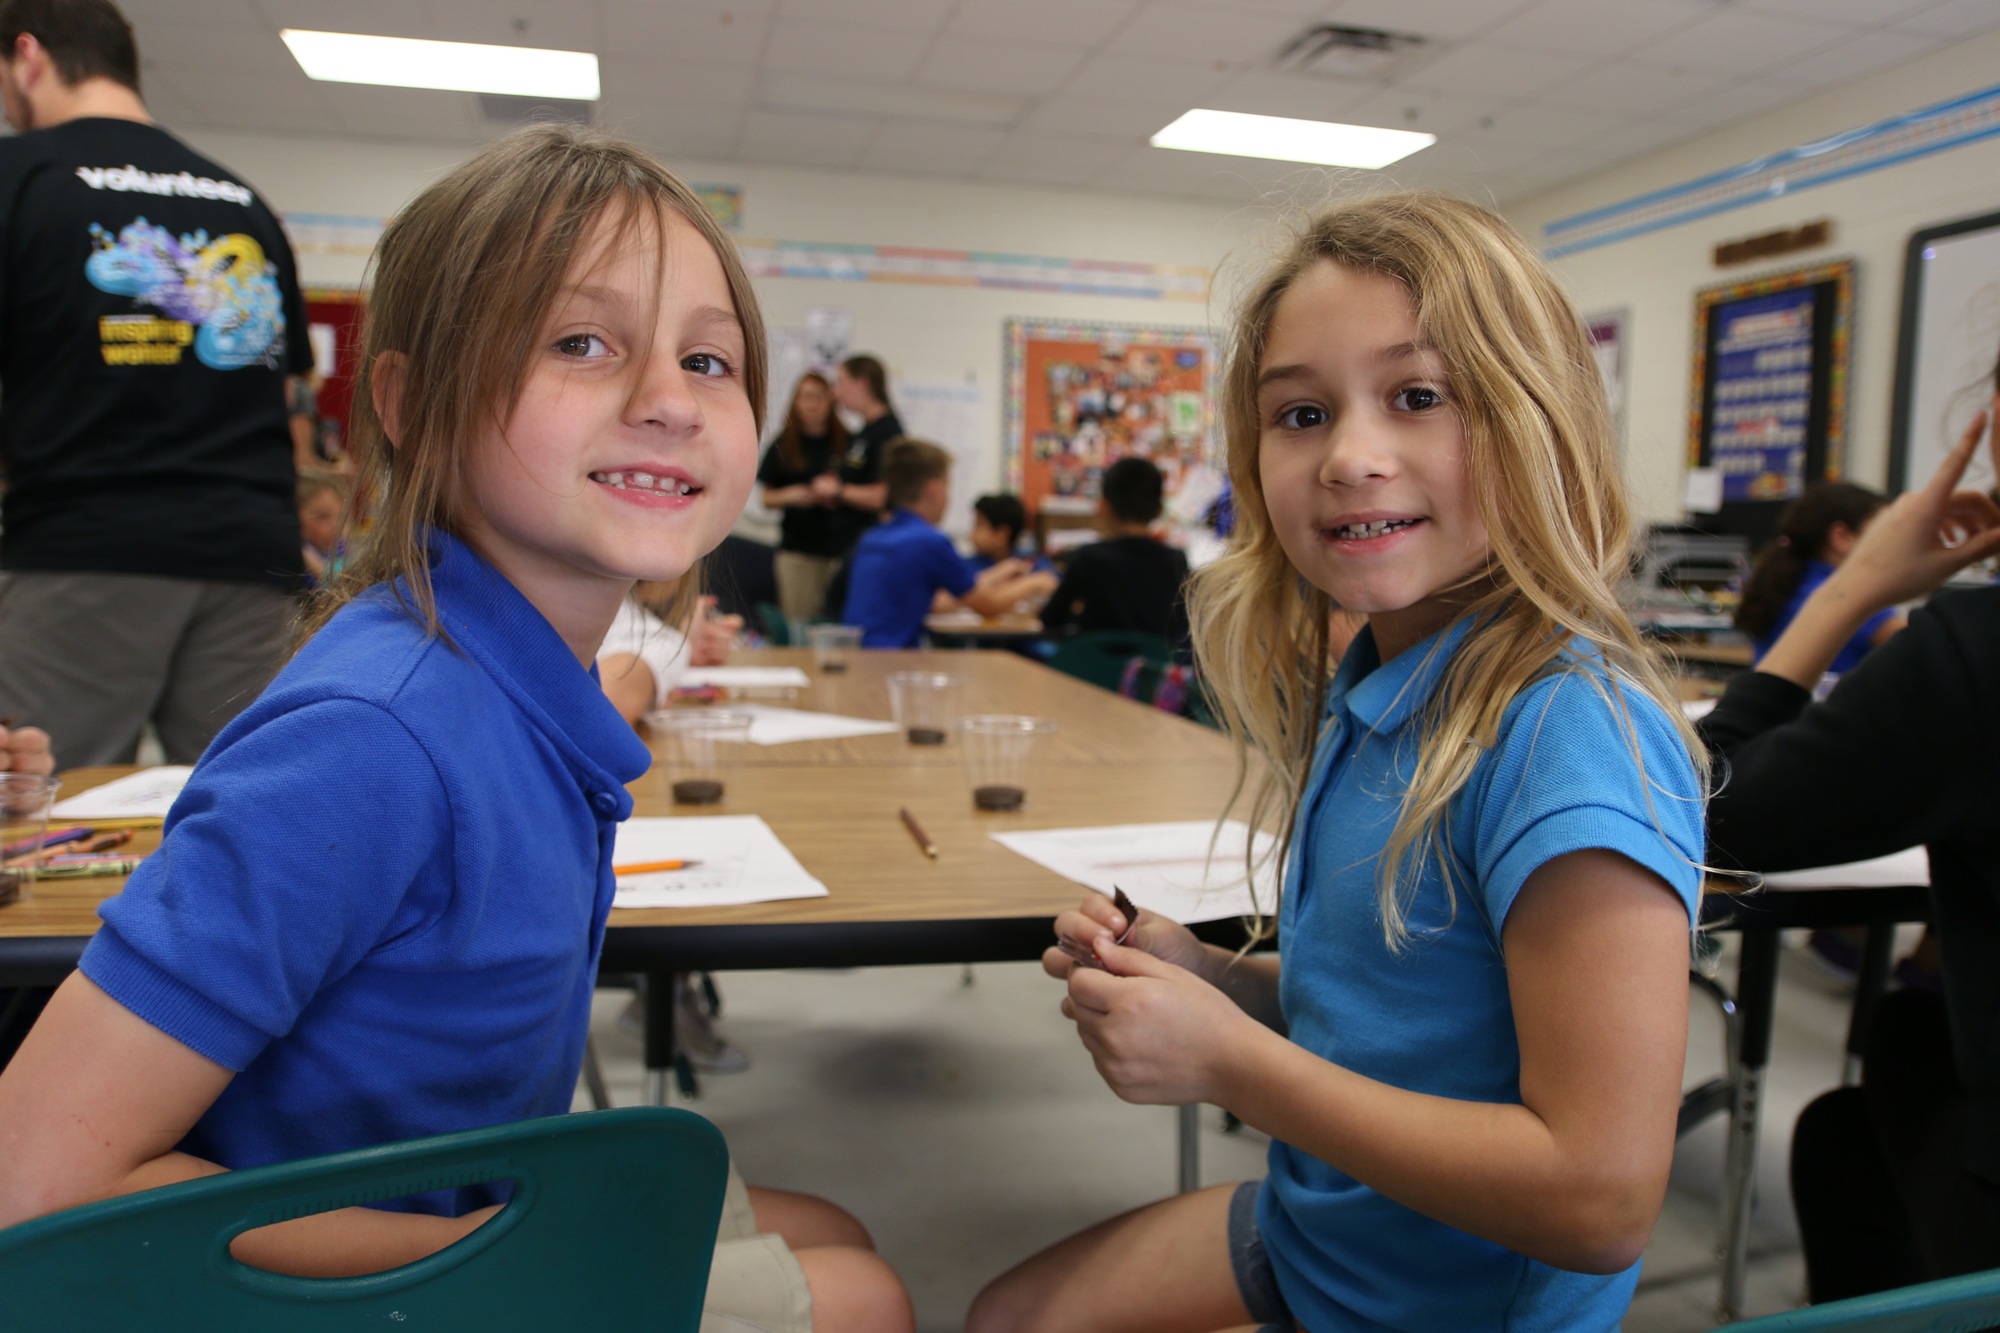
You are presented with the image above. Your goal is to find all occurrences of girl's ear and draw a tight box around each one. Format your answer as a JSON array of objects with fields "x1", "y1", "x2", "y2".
[
  {"x1": 1824, "y1": 520, "x2": 1858, "y2": 560},
  {"x1": 370, "y1": 351, "x2": 408, "y2": 446}
]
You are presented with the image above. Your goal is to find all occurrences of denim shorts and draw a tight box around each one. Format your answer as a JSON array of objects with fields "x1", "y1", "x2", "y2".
[{"x1": 1229, "y1": 1179, "x2": 1297, "y2": 1333}]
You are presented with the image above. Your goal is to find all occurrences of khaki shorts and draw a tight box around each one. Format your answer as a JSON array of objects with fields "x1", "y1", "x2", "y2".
[{"x1": 701, "y1": 1163, "x2": 812, "y2": 1333}]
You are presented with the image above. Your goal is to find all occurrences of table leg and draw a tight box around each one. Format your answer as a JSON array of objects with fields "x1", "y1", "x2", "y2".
[
  {"x1": 1718, "y1": 929, "x2": 1780, "y2": 1323},
  {"x1": 1177, "y1": 1104, "x2": 1200, "y2": 1193},
  {"x1": 1845, "y1": 924, "x2": 1896, "y2": 1087},
  {"x1": 643, "y1": 971, "x2": 682, "y2": 1107}
]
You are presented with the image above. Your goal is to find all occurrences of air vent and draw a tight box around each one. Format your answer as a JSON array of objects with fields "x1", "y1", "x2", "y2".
[
  {"x1": 478, "y1": 92, "x2": 594, "y2": 127},
  {"x1": 1274, "y1": 24, "x2": 1427, "y2": 80}
]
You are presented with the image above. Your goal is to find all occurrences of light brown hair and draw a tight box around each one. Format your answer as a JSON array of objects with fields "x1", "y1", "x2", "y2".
[
  {"x1": 774, "y1": 371, "x2": 849, "y2": 472},
  {"x1": 1188, "y1": 192, "x2": 1706, "y2": 947},
  {"x1": 881, "y1": 437, "x2": 951, "y2": 509},
  {"x1": 302, "y1": 123, "x2": 766, "y2": 644}
]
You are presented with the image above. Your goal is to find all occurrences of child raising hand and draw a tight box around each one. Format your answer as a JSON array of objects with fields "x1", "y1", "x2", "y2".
[{"x1": 975, "y1": 195, "x2": 1706, "y2": 1333}]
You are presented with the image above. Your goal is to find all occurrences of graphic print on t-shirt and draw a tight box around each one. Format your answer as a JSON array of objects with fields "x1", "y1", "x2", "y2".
[{"x1": 84, "y1": 217, "x2": 286, "y2": 370}]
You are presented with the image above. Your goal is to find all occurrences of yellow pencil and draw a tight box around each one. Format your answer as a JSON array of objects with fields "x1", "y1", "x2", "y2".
[{"x1": 613, "y1": 859, "x2": 702, "y2": 875}]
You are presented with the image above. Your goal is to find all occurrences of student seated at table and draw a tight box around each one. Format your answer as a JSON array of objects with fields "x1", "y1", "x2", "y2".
[
  {"x1": 1701, "y1": 384, "x2": 2000, "y2": 1308},
  {"x1": 0, "y1": 124, "x2": 911, "y2": 1333},
  {"x1": 1038, "y1": 456, "x2": 1189, "y2": 645},
  {"x1": 597, "y1": 582, "x2": 742, "y2": 726},
  {"x1": 968, "y1": 493, "x2": 1052, "y2": 574},
  {"x1": 1735, "y1": 480, "x2": 1905, "y2": 675},
  {"x1": 841, "y1": 438, "x2": 1055, "y2": 648},
  {"x1": 297, "y1": 469, "x2": 350, "y2": 591}
]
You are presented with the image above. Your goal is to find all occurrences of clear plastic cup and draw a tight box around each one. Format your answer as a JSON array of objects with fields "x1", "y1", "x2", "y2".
[
  {"x1": 886, "y1": 672, "x2": 965, "y2": 747},
  {"x1": 806, "y1": 624, "x2": 863, "y2": 674},
  {"x1": 0, "y1": 773, "x2": 61, "y2": 906},
  {"x1": 960, "y1": 715, "x2": 1056, "y2": 811},
  {"x1": 646, "y1": 710, "x2": 752, "y2": 805}
]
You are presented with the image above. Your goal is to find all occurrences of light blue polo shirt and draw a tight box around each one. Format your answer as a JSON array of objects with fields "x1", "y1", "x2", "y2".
[
  {"x1": 1259, "y1": 616, "x2": 1703, "y2": 1333},
  {"x1": 82, "y1": 532, "x2": 652, "y2": 1216}
]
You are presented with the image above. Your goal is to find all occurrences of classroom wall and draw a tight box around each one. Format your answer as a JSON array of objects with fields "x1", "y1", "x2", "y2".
[
  {"x1": 1503, "y1": 25, "x2": 2000, "y2": 525},
  {"x1": 177, "y1": 126, "x2": 1259, "y2": 536}
]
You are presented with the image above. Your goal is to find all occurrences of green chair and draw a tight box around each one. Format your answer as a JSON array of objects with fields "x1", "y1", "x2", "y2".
[
  {"x1": 1715, "y1": 1267, "x2": 2000, "y2": 1331},
  {"x1": 1049, "y1": 630, "x2": 1176, "y2": 694},
  {"x1": 0, "y1": 1106, "x2": 727, "y2": 1332},
  {"x1": 754, "y1": 601, "x2": 793, "y2": 646}
]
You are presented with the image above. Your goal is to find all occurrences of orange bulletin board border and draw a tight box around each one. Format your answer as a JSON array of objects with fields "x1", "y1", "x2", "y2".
[{"x1": 1002, "y1": 318, "x2": 1217, "y2": 518}]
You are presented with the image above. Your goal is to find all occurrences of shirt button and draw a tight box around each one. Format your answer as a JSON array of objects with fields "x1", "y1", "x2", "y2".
[{"x1": 591, "y1": 791, "x2": 618, "y2": 815}]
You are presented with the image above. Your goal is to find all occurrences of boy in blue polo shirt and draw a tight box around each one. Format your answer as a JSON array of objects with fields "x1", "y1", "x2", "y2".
[{"x1": 843, "y1": 438, "x2": 1055, "y2": 648}]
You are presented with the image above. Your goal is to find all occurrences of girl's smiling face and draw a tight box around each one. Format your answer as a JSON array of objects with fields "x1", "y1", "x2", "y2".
[
  {"x1": 1256, "y1": 261, "x2": 1490, "y2": 661},
  {"x1": 459, "y1": 206, "x2": 757, "y2": 660}
]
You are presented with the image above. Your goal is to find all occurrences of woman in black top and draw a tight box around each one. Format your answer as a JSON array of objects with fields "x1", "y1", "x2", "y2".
[
  {"x1": 758, "y1": 372, "x2": 879, "y2": 621},
  {"x1": 1701, "y1": 390, "x2": 2000, "y2": 1303}
]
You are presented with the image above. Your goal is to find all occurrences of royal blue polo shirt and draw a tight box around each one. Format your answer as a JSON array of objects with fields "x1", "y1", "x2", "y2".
[
  {"x1": 1753, "y1": 558, "x2": 1896, "y2": 675},
  {"x1": 1260, "y1": 616, "x2": 1704, "y2": 1332},
  {"x1": 81, "y1": 532, "x2": 651, "y2": 1216},
  {"x1": 842, "y1": 508, "x2": 976, "y2": 648}
]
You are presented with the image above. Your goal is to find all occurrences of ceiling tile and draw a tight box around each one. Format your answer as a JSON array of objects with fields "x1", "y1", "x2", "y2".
[
  {"x1": 772, "y1": 0, "x2": 958, "y2": 28},
  {"x1": 132, "y1": 22, "x2": 294, "y2": 76},
  {"x1": 1336, "y1": 84, "x2": 1494, "y2": 138},
  {"x1": 252, "y1": 0, "x2": 439, "y2": 41},
  {"x1": 1204, "y1": 70, "x2": 1375, "y2": 121},
  {"x1": 1108, "y1": 2, "x2": 1320, "y2": 65},
  {"x1": 1533, "y1": 58, "x2": 1728, "y2": 116},
  {"x1": 859, "y1": 122, "x2": 1007, "y2": 175},
  {"x1": 128, "y1": 0, "x2": 262, "y2": 26},
  {"x1": 915, "y1": 36, "x2": 1087, "y2": 97},
  {"x1": 762, "y1": 18, "x2": 934, "y2": 80},
  {"x1": 1323, "y1": 0, "x2": 1535, "y2": 42},
  {"x1": 601, "y1": 59, "x2": 757, "y2": 108},
  {"x1": 1479, "y1": 0, "x2": 1701, "y2": 58},
  {"x1": 1058, "y1": 50, "x2": 1234, "y2": 104},
  {"x1": 948, "y1": 0, "x2": 1144, "y2": 47},
  {"x1": 987, "y1": 129, "x2": 1141, "y2": 172},
  {"x1": 1584, "y1": 115, "x2": 1706, "y2": 163},
  {"x1": 429, "y1": 1, "x2": 599, "y2": 51},
  {"x1": 1631, "y1": 10, "x2": 1861, "y2": 77},
  {"x1": 737, "y1": 108, "x2": 879, "y2": 169},
  {"x1": 1398, "y1": 40, "x2": 1593, "y2": 102},
  {"x1": 1741, "y1": 0, "x2": 1941, "y2": 25},
  {"x1": 1018, "y1": 91, "x2": 1192, "y2": 138},
  {"x1": 327, "y1": 85, "x2": 485, "y2": 141},
  {"x1": 1767, "y1": 29, "x2": 1942, "y2": 85},
  {"x1": 977, "y1": 156, "x2": 1112, "y2": 189},
  {"x1": 1663, "y1": 74, "x2": 1815, "y2": 130},
  {"x1": 600, "y1": 4, "x2": 770, "y2": 66},
  {"x1": 1476, "y1": 102, "x2": 1627, "y2": 152},
  {"x1": 1888, "y1": 0, "x2": 2000, "y2": 38},
  {"x1": 598, "y1": 103, "x2": 746, "y2": 162}
]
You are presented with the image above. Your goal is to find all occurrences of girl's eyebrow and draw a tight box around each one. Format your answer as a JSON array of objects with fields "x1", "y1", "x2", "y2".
[
  {"x1": 1256, "y1": 342, "x2": 1439, "y2": 390},
  {"x1": 1374, "y1": 340, "x2": 1438, "y2": 364}
]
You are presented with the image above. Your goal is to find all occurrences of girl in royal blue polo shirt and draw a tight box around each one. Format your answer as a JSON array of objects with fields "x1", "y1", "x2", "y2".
[
  {"x1": 0, "y1": 125, "x2": 910, "y2": 1333},
  {"x1": 973, "y1": 195, "x2": 1707, "y2": 1333}
]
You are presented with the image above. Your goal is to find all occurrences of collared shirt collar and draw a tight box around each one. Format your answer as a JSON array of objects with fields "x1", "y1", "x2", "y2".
[
  {"x1": 420, "y1": 531, "x2": 651, "y2": 815},
  {"x1": 1331, "y1": 614, "x2": 1479, "y2": 736}
]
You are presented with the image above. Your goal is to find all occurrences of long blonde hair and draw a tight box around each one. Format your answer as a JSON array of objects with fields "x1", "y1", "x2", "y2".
[
  {"x1": 1188, "y1": 192, "x2": 1705, "y2": 948},
  {"x1": 301, "y1": 123, "x2": 767, "y2": 644}
]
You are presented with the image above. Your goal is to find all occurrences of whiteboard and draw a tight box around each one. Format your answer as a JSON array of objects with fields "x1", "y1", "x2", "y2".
[{"x1": 1891, "y1": 209, "x2": 2000, "y2": 492}]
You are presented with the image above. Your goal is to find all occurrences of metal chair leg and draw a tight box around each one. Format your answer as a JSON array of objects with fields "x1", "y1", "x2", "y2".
[
  {"x1": 1177, "y1": 1104, "x2": 1200, "y2": 1193},
  {"x1": 581, "y1": 1036, "x2": 611, "y2": 1111}
]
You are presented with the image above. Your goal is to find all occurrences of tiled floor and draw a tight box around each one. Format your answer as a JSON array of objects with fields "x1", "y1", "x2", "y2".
[{"x1": 583, "y1": 929, "x2": 1901, "y2": 1332}]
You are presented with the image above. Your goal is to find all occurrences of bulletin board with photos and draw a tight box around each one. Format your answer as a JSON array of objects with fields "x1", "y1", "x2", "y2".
[
  {"x1": 1686, "y1": 259, "x2": 1854, "y2": 545},
  {"x1": 1002, "y1": 319, "x2": 1217, "y2": 523},
  {"x1": 302, "y1": 288, "x2": 364, "y2": 463}
]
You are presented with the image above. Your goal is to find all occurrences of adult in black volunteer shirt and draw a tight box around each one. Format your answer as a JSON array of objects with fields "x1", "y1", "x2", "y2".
[
  {"x1": 830, "y1": 353, "x2": 897, "y2": 494},
  {"x1": 757, "y1": 371, "x2": 874, "y2": 622},
  {"x1": 0, "y1": 0, "x2": 312, "y2": 765},
  {"x1": 1701, "y1": 391, "x2": 2000, "y2": 1304}
]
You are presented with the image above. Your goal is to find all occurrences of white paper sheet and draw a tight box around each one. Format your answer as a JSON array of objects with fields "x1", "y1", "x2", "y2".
[
  {"x1": 50, "y1": 766, "x2": 193, "y2": 820},
  {"x1": 730, "y1": 704, "x2": 899, "y2": 746},
  {"x1": 1680, "y1": 697, "x2": 1718, "y2": 721},
  {"x1": 991, "y1": 820, "x2": 1277, "y2": 924},
  {"x1": 611, "y1": 815, "x2": 829, "y2": 909},
  {"x1": 676, "y1": 666, "x2": 811, "y2": 690},
  {"x1": 1759, "y1": 846, "x2": 1930, "y2": 890}
]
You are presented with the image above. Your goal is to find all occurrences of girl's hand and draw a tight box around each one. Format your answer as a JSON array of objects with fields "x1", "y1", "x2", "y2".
[
  {"x1": 1061, "y1": 940, "x2": 1261, "y2": 1106},
  {"x1": 688, "y1": 596, "x2": 742, "y2": 667},
  {"x1": 1043, "y1": 895, "x2": 1208, "y2": 982},
  {"x1": 1, "y1": 723, "x2": 54, "y2": 776},
  {"x1": 1828, "y1": 400, "x2": 2000, "y2": 611}
]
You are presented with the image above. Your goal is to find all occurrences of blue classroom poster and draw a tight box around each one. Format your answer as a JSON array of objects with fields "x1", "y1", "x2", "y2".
[{"x1": 1707, "y1": 286, "x2": 1816, "y2": 502}]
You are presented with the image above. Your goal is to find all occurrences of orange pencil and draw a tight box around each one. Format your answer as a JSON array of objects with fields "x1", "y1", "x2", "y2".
[{"x1": 613, "y1": 858, "x2": 702, "y2": 875}]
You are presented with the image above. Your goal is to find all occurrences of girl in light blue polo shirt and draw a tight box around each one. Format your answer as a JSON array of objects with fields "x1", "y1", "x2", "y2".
[{"x1": 975, "y1": 195, "x2": 1707, "y2": 1333}]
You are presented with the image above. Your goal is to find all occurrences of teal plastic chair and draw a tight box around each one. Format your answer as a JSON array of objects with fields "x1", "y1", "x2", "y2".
[
  {"x1": 0, "y1": 1106, "x2": 727, "y2": 1332},
  {"x1": 1716, "y1": 1267, "x2": 2000, "y2": 1331},
  {"x1": 1048, "y1": 630, "x2": 1176, "y2": 694}
]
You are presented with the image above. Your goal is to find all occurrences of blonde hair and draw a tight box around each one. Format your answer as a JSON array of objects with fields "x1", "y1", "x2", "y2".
[
  {"x1": 301, "y1": 123, "x2": 767, "y2": 643},
  {"x1": 1188, "y1": 192, "x2": 1706, "y2": 948}
]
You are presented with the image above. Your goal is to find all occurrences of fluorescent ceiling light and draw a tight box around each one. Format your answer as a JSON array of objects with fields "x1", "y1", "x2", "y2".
[
  {"x1": 281, "y1": 29, "x2": 600, "y2": 101},
  {"x1": 1151, "y1": 109, "x2": 1433, "y2": 168}
]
